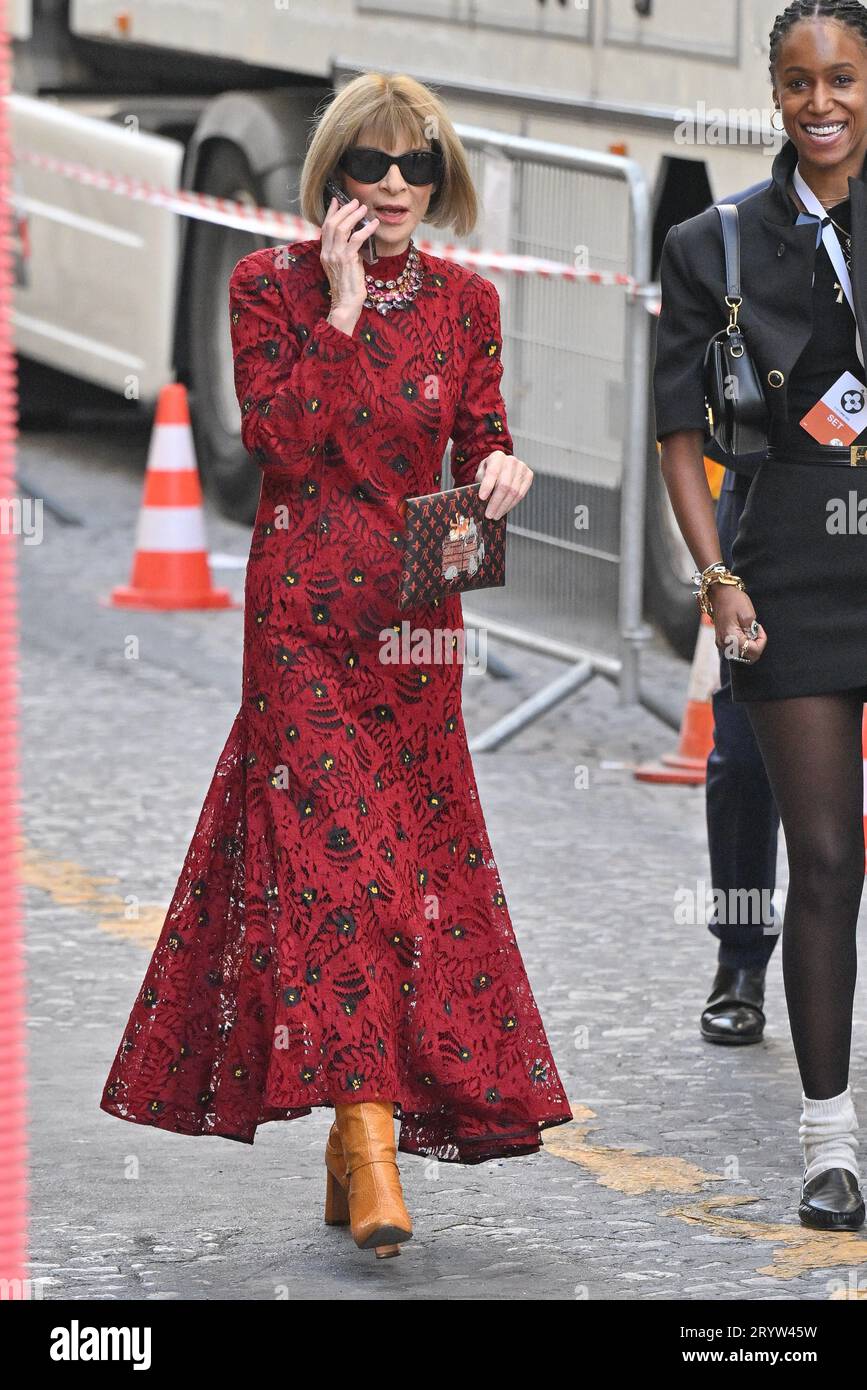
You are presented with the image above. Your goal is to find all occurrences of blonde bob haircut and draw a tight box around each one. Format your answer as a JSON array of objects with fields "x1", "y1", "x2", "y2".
[{"x1": 300, "y1": 72, "x2": 478, "y2": 238}]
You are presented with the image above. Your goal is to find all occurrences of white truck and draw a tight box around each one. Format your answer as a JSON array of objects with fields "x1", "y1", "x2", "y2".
[{"x1": 11, "y1": 0, "x2": 787, "y2": 654}]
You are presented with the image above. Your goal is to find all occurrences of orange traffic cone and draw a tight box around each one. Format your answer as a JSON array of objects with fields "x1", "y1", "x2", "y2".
[
  {"x1": 110, "y1": 383, "x2": 234, "y2": 610},
  {"x1": 634, "y1": 613, "x2": 719, "y2": 785}
]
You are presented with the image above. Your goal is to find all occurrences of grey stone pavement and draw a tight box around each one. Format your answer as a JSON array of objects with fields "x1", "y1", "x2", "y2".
[{"x1": 18, "y1": 416, "x2": 867, "y2": 1302}]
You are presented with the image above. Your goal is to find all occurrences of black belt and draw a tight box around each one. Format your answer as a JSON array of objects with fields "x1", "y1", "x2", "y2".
[{"x1": 766, "y1": 441, "x2": 867, "y2": 467}]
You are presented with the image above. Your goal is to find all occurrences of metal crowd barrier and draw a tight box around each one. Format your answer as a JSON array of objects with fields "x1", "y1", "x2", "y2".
[{"x1": 430, "y1": 124, "x2": 654, "y2": 749}]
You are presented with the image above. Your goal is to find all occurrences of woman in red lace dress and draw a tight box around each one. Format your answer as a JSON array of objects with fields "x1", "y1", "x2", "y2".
[{"x1": 100, "y1": 71, "x2": 572, "y2": 1257}]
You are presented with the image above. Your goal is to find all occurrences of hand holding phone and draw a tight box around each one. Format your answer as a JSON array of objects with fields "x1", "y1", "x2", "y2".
[
  {"x1": 319, "y1": 180, "x2": 381, "y2": 336},
  {"x1": 323, "y1": 178, "x2": 378, "y2": 266}
]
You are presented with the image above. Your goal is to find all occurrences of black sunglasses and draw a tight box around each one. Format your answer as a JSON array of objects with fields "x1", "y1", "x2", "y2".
[{"x1": 338, "y1": 143, "x2": 443, "y2": 186}]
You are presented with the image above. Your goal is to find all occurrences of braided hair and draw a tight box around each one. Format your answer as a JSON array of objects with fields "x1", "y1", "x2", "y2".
[{"x1": 769, "y1": 0, "x2": 867, "y2": 82}]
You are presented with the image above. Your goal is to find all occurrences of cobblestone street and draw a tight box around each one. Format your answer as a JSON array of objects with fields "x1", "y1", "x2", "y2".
[{"x1": 21, "y1": 423, "x2": 867, "y2": 1302}]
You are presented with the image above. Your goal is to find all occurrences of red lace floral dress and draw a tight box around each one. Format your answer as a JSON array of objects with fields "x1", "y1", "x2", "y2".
[{"x1": 99, "y1": 237, "x2": 573, "y2": 1162}]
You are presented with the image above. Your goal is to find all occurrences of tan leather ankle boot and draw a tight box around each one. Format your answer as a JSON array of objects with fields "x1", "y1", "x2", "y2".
[
  {"x1": 324, "y1": 1118, "x2": 404, "y2": 1258},
  {"x1": 333, "y1": 1101, "x2": 413, "y2": 1252}
]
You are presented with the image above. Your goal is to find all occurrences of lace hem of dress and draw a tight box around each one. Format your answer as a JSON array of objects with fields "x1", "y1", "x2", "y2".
[
  {"x1": 99, "y1": 1091, "x2": 574, "y2": 1163},
  {"x1": 99, "y1": 707, "x2": 574, "y2": 1164}
]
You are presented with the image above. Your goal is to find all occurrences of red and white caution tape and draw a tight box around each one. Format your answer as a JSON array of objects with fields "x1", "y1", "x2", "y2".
[{"x1": 14, "y1": 147, "x2": 643, "y2": 293}]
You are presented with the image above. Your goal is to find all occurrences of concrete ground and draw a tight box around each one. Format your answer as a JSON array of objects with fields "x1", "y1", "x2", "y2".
[{"x1": 19, "y1": 418, "x2": 867, "y2": 1301}]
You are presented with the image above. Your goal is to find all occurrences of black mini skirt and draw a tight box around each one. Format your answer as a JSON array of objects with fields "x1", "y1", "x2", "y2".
[{"x1": 729, "y1": 455, "x2": 867, "y2": 702}]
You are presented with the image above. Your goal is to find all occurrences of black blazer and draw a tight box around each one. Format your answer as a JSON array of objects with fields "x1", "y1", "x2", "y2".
[{"x1": 652, "y1": 137, "x2": 867, "y2": 444}]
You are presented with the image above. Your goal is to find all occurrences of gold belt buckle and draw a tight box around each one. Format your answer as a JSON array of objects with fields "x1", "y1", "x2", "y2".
[{"x1": 851, "y1": 445, "x2": 867, "y2": 466}]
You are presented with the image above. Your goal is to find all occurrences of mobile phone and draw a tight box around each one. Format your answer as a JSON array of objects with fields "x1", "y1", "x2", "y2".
[{"x1": 323, "y1": 177, "x2": 378, "y2": 265}]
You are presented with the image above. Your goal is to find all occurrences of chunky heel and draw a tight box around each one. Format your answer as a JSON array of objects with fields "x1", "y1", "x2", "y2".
[
  {"x1": 335, "y1": 1101, "x2": 413, "y2": 1252},
  {"x1": 325, "y1": 1113, "x2": 409, "y2": 1257},
  {"x1": 324, "y1": 1166, "x2": 350, "y2": 1225}
]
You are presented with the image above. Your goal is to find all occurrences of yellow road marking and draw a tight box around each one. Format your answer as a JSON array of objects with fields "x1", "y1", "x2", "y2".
[
  {"x1": 23, "y1": 842, "x2": 166, "y2": 945},
  {"x1": 545, "y1": 1106, "x2": 723, "y2": 1194},
  {"x1": 670, "y1": 1194, "x2": 867, "y2": 1281},
  {"x1": 546, "y1": 1108, "x2": 867, "y2": 1287},
  {"x1": 23, "y1": 847, "x2": 867, "y2": 1293}
]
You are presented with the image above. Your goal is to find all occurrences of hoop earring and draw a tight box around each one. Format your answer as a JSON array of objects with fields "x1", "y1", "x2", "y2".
[{"x1": 771, "y1": 107, "x2": 785, "y2": 132}]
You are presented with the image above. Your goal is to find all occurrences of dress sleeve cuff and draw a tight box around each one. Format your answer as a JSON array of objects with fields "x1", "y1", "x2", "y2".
[{"x1": 309, "y1": 314, "x2": 362, "y2": 357}]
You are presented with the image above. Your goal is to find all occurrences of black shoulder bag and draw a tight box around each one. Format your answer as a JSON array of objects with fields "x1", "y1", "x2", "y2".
[{"x1": 702, "y1": 203, "x2": 769, "y2": 456}]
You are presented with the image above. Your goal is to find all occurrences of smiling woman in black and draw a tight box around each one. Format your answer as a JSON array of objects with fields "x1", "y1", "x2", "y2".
[
  {"x1": 728, "y1": 187, "x2": 867, "y2": 705},
  {"x1": 653, "y1": 1, "x2": 867, "y2": 1231}
]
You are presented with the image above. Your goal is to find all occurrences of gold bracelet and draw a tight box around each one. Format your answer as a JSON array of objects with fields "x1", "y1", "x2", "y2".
[{"x1": 693, "y1": 565, "x2": 745, "y2": 617}]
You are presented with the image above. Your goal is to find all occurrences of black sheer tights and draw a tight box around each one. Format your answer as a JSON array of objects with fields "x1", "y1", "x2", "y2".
[{"x1": 746, "y1": 691, "x2": 864, "y2": 1099}]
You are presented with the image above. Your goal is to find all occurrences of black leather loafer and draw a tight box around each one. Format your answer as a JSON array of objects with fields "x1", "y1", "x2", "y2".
[
  {"x1": 700, "y1": 964, "x2": 766, "y2": 1045},
  {"x1": 799, "y1": 1168, "x2": 866, "y2": 1230}
]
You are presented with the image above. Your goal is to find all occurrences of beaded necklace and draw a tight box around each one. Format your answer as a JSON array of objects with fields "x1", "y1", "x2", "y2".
[{"x1": 363, "y1": 241, "x2": 424, "y2": 315}]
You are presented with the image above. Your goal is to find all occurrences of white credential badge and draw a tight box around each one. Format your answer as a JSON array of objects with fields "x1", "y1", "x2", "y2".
[{"x1": 800, "y1": 369, "x2": 867, "y2": 445}]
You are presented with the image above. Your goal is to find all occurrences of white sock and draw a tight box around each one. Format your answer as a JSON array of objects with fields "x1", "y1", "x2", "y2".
[{"x1": 799, "y1": 1086, "x2": 860, "y2": 1185}]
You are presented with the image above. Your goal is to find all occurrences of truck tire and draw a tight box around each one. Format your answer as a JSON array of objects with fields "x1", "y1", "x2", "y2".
[{"x1": 187, "y1": 141, "x2": 269, "y2": 522}]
